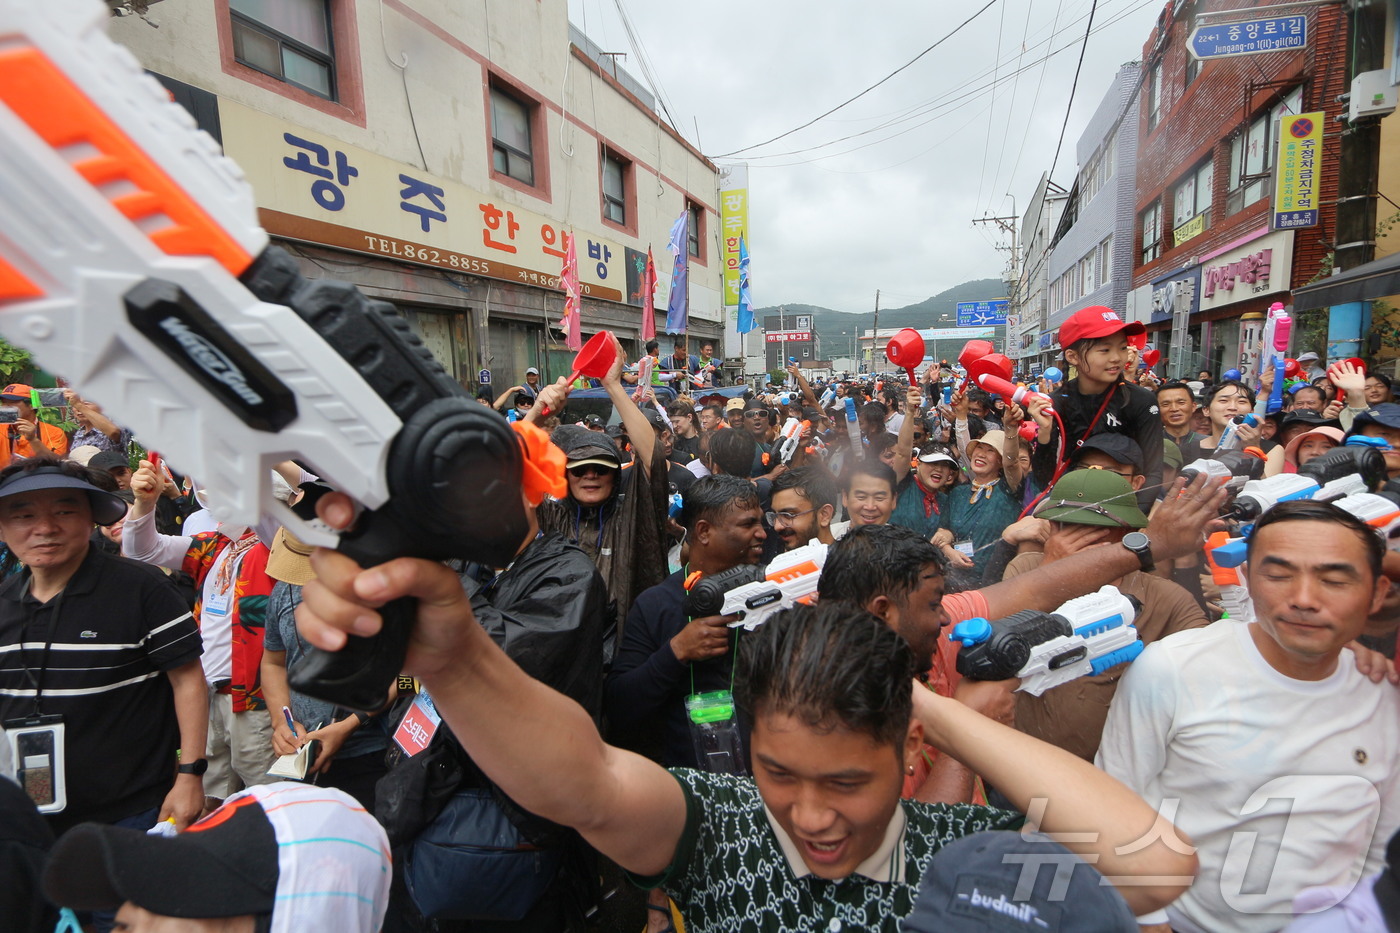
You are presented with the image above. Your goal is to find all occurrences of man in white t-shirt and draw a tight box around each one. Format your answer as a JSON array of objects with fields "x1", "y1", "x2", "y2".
[{"x1": 1097, "y1": 499, "x2": 1400, "y2": 933}]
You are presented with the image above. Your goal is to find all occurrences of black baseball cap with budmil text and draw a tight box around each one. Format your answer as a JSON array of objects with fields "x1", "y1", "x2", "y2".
[{"x1": 903, "y1": 831, "x2": 1137, "y2": 932}]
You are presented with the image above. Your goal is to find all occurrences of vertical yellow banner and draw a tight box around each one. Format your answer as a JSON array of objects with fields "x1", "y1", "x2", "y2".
[{"x1": 1273, "y1": 111, "x2": 1323, "y2": 230}]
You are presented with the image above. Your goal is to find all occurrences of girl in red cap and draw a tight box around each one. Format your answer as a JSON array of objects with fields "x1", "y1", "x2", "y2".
[{"x1": 1026, "y1": 306, "x2": 1163, "y2": 512}]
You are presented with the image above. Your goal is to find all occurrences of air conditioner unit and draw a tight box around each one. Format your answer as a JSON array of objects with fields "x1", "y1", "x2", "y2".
[{"x1": 1350, "y1": 70, "x2": 1398, "y2": 121}]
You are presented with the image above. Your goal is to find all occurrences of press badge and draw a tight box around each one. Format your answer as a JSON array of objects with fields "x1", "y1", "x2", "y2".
[
  {"x1": 203, "y1": 584, "x2": 233, "y2": 617},
  {"x1": 4, "y1": 714, "x2": 66, "y2": 813}
]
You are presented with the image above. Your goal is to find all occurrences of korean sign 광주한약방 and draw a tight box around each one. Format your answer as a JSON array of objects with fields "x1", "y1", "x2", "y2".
[{"x1": 217, "y1": 99, "x2": 629, "y2": 301}]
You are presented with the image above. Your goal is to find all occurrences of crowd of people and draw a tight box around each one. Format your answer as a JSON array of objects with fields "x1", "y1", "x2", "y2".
[{"x1": 5, "y1": 308, "x2": 1400, "y2": 932}]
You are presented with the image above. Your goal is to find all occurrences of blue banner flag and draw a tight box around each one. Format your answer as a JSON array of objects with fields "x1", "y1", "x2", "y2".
[
  {"x1": 665, "y1": 210, "x2": 688, "y2": 333},
  {"x1": 736, "y1": 235, "x2": 754, "y2": 334}
]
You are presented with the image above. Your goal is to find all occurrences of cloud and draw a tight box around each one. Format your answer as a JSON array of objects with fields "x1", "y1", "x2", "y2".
[{"x1": 570, "y1": 0, "x2": 1160, "y2": 312}]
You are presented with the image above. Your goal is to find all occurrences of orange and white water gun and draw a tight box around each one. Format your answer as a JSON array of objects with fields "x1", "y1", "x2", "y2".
[{"x1": 0, "y1": 0, "x2": 528, "y2": 710}]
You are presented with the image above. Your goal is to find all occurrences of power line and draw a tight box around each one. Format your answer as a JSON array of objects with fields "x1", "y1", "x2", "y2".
[
  {"x1": 975, "y1": 0, "x2": 1009, "y2": 211},
  {"x1": 709, "y1": 0, "x2": 1000, "y2": 159},
  {"x1": 1047, "y1": 0, "x2": 1099, "y2": 185},
  {"x1": 728, "y1": 0, "x2": 1153, "y2": 168}
]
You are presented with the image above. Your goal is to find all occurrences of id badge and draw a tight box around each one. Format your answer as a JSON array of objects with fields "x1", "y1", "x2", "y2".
[
  {"x1": 685, "y1": 691, "x2": 747, "y2": 776},
  {"x1": 953, "y1": 540, "x2": 975, "y2": 559},
  {"x1": 204, "y1": 585, "x2": 233, "y2": 617},
  {"x1": 4, "y1": 714, "x2": 66, "y2": 813}
]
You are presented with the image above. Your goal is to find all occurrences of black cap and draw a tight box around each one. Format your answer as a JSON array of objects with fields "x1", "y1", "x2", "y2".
[
  {"x1": 583, "y1": 413, "x2": 605, "y2": 428},
  {"x1": 44, "y1": 795, "x2": 278, "y2": 917},
  {"x1": 1280, "y1": 409, "x2": 1337, "y2": 431},
  {"x1": 87, "y1": 450, "x2": 130, "y2": 473},
  {"x1": 1071, "y1": 434, "x2": 1145, "y2": 473},
  {"x1": 1353, "y1": 404, "x2": 1400, "y2": 432},
  {"x1": 0, "y1": 464, "x2": 129, "y2": 526},
  {"x1": 903, "y1": 831, "x2": 1137, "y2": 932}
]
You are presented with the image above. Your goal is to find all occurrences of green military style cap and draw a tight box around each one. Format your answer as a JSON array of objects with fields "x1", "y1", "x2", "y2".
[{"x1": 1034, "y1": 467, "x2": 1149, "y2": 528}]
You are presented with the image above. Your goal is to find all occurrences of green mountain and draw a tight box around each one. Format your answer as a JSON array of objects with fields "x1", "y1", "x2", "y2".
[{"x1": 756, "y1": 278, "x2": 1007, "y2": 343}]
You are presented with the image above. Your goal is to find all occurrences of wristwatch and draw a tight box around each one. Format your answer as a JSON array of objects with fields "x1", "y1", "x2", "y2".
[
  {"x1": 1121, "y1": 531, "x2": 1155, "y2": 573},
  {"x1": 176, "y1": 758, "x2": 208, "y2": 776}
]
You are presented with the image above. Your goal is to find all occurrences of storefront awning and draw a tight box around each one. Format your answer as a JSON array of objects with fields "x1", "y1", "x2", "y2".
[{"x1": 1291, "y1": 250, "x2": 1400, "y2": 311}]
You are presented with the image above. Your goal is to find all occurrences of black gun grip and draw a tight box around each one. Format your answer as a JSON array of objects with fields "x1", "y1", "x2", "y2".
[{"x1": 246, "y1": 248, "x2": 528, "y2": 711}]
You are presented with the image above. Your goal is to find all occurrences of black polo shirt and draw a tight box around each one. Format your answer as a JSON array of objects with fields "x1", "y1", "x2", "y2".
[{"x1": 0, "y1": 546, "x2": 200, "y2": 833}]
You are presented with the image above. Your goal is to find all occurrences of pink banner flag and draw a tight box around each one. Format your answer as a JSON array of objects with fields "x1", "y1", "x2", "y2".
[
  {"x1": 557, "y1": 231, "x2": 581, "y2": 350},
  {"x1": 641, "y1": 246, "x2": 657, "y2": 341}
]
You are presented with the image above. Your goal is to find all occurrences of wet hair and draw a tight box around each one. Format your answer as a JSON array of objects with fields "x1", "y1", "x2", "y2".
[
  {"x1": 860, "y1": 401, "x2": 888, "y2": 425},
  {"x1": 1204, "y1": 380, "x2": 1256, "y2": 408},
  {"x1": 772, "y1": 465, "x2": 838, "y2": 510},
  {"x1": 708, "y1": 428, "x2": 758, "y2": 478},
  {"x1": 701, "y1": 402, "x2": 725, "y2": 421},
  {"x1": 820, "y1": 523, "x2": 944, "y2": 608},
  {"x1": 737, "y1": 601, "x2": 916, "y2": 748},
  {"x1": 842, "y1": 459, "x2": 897, "y2": 496},
  {"x1": 666, "y1": 400, "x2": 694, "y2": 421},
  {"x1": 645, "y1": 339, "x2": 659, "y2": 354},
  {"x1": 1248, "y1": 498, "x2": 1384, "y2": 579},
  {"x1": 679, "y1": 474, "x2": 760, "y2": 533}
]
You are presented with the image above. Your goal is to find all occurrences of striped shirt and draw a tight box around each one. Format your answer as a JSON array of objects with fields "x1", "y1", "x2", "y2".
[{"x1": 0, "y1": 546, "x2": 201, "y2": 831}]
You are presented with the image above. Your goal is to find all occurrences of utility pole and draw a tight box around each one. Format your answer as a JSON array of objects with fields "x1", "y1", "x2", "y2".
[
  {"x1": 872, "y1": 289, "x2": 880, "y2": 373},
  {"x1": 780, "y1": 306, "x2": 786, "y2": 376},
  {"x1": 1330, "y1": 0, "x2": 1386, "y2": 361},
  {"x1": 972, "y1": 211, "x2": 1020, "y2": 354}
]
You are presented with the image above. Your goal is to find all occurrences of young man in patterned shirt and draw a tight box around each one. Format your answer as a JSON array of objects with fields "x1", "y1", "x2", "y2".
[{"x1": 298, "y1": 487, "x2": 1198, "y2": 932}]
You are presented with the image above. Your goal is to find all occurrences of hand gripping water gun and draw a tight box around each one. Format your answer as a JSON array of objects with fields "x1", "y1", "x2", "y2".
[
  {"x1": 1260, "y1": 302, "x2": 1292, "y2": 414},
  {"x1": 682, "y1": 543, "x2": 826, "y2": 631},
  {"x1": 768, "y1": 416, "x2": 806, "y2": 466},
  {"x1": 1216, "y1": 413, "x2": 1259, "y2": 451},
  {"x1": 0, "y1": 0, "x2": 531, "y2": 711},
  {"x1": 951, "y1": 586, "x2": 1144, "y2": 696},
  {"x1": 1204, "y1": 530, "x2": 1255, "y2": 624}
]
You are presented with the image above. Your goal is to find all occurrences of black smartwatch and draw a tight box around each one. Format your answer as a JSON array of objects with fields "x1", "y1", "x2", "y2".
[
  {"x1": 1121, "y1": 531, "x2": 1154, "y2": 573},
  {"x1": 176, "y1": 758, "x2": 208, "y2": 776}
]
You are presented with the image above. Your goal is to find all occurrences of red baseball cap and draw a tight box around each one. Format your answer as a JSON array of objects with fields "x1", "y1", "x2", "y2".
[{"x1": 1057, "y1": 306, "x2": 1145, "y2": 348}]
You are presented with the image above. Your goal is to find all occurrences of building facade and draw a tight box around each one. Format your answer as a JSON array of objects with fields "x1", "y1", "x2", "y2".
[
  {"x1": 1011, "y1": 173, "x2": 1069, "y2": 373},
  {"x1": 763, "y1": 311, "x2": 820, "y2": 372},
  {"x1": 111, "y1": 0, "x2": 723, "y2": 394},
  {"x1": 1045, "y1": 63, "x2": 1143, "y2": 366},
  {"x1": 1129, "y1": 0, "x2": 1347, "y2": 378}
]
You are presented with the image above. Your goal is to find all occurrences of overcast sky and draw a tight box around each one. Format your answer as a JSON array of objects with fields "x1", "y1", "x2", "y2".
[{"x1": 567, "y1": 0, "x2": 1163, "y2": 314}]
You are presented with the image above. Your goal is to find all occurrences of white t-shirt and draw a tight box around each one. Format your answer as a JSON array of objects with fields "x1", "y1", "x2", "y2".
[{"x1": 1097, "y1": 621, "x2": 1400, "y2": 933}]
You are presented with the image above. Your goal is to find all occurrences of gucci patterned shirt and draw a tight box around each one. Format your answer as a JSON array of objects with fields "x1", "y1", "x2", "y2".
[{"x1": 632, "y1": 768, "x2": 1023, "y2": 932}]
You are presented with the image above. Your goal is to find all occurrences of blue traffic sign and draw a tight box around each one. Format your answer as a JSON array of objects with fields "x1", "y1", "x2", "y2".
[
  {"x1": 956, "y1": 299, "x2": 1009, "y2": 327},
  {"x1": 1188, "y1": 16, "x2": 1306, "y2": 60}
]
